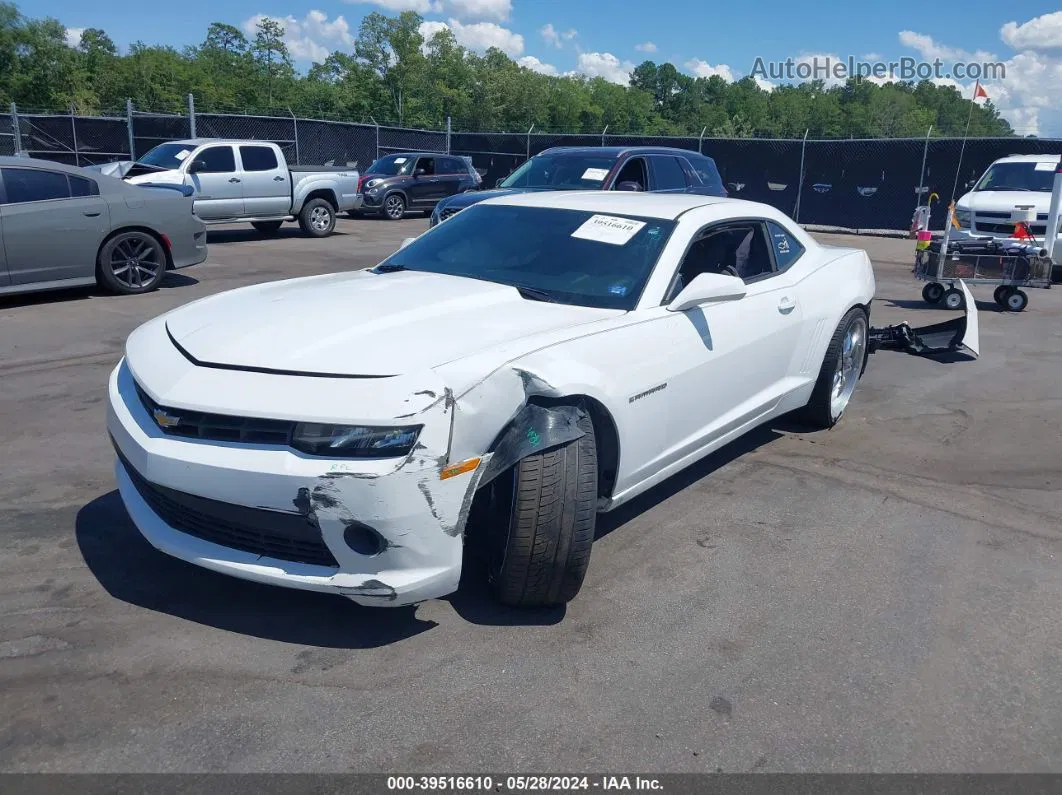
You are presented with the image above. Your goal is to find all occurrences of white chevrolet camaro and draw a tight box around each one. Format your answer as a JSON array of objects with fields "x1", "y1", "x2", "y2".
[{"x1": 107, "y1": 191, "x2": 876, "y2": 608}]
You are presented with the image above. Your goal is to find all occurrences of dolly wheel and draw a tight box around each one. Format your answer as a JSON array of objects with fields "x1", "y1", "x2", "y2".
[
  {"x1": 993, "y1": 286, "x2": 1010, "y2": 307},
  {"x1": 922, "y1": 282, "x2": 945, "y2": 304},
  {"x1": 942, "y1": 287, "x2": 966, "y2": 310},
  {"x1": 1005, "y1": 289, "x2": 1028, "y2": 312}
]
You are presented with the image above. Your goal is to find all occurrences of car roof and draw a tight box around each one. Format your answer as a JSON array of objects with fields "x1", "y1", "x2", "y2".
[
  {"x1": 992, "y1": 154, "x2": 1062, "y2": 164},
  {"x1": 478, "y1": 190, "x2": 749, "y2": 220},
  {"x1": 375, "y1": 152, "x2": 457, "y2": 159},
  {"x1": 538, "y1": 145, "x2": 711, "y2": 159},
  {"x1": 0, "y1": 155, "x2": 92, "y2": 175}
]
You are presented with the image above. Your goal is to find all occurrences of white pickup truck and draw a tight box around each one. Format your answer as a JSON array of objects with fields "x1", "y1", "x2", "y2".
[
  {"x1": 114, "y1": 139, "x2": 360, "y2": 237},
  {"x1": 953, "y1": 154, "x2": 1061, "y2": 246}
]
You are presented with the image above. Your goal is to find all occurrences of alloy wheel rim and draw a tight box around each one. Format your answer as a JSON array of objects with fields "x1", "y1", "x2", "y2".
[
  {"x1": 830, "y1": 315, "x2": 866, "y2": 420},
  {"x1": 310, "y1": 206, "x2": 331, "y2": 231},
  {"x1": 110, "y1": 236, "x2": 161, "y2": 289},
  {"x1": 386, "y1": 197, "x2": 404, "y2": 218}
]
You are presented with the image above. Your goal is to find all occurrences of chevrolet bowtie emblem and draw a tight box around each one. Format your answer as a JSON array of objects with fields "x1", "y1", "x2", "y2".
[{"x1": 152, "y1": 408, "x2": 181, "y2": 428}]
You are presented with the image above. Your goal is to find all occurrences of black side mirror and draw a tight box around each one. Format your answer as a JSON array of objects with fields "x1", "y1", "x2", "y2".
[
  {"x1": 615, "y1": 181, "x2": 643, "y2": 192},
  {"x1": 188, "y1": 160, "x2": 207, "y2": 174}
]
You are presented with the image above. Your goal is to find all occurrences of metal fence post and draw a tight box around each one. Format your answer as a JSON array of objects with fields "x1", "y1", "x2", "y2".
[
  {"x1": 698, "y1": 126, "x2": 706, "y2": 155},
  {"x1": 446, "y1": 116, "x2": 451, "y2": 154},
  {"x1": 70, "y1": 105, "x2": 79, "y2": 167},
  {"x1": 370, "y1": 117, "x2": 379, "y2": 161},
  {"x1": 793, "y1": 128, "x2": 809, "y2": 223},
  {"x1": 916, "y1": 124, "x2": 933, "y2": 207},
  {"x1": 526, "y1": 124, "x2": 534, "y2": 161},
  {"x1": 188, "y1": 93, "x2": 196, "y2": 138},
  {"x1": 601, "y1": 124, "x2": 608, "y2": 147},
  {"x1": 288, "y1": 108, "x2": 299, "y2": 164},
  {"x1": 10, "y1": 102, "x2": 21, "y2": 156},
  {"x1": 126, "y1": 98, "x2": 135, "y2": 159}
]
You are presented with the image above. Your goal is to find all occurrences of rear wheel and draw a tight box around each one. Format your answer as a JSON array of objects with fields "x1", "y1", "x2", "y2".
[
  {"x1": 487, "y1": 412, "x2": 598, "y2": 607},
  {"x1": 993, "y1": 285, "x2": 1009, "y2": 306},
  {"x1": 251, "y1": 220, "x2": 283, "y2": 235},
  {"x1": 298, "y1": 198, "x2": 336, "y2": 237},
  {"x1": 96, "y1": 231, "x2": 167, "y2": 295},
  {"x1": 922, "y1": 282, "x2": 945, "y2": 304},
  {"x1": 798, "y1": 307, "x2": 868, "y2": 429}
]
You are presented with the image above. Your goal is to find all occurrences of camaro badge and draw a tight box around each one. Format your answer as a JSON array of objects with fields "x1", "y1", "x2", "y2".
[
  {"x1": 152, "y1": 408, "x2": 181, "y2": 428},
  {"x1": 629, "y1": 383, "x2": 668, "y2": 403}
]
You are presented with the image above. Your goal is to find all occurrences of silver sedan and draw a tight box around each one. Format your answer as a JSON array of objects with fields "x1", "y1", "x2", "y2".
[{"x1": 0, "y1": 156, "x2": 208, "y2": 297}]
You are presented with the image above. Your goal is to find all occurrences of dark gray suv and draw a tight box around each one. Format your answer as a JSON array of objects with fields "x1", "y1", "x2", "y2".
[{"x1": 356, "y1": 152, "x2": 482, "y2": 220}]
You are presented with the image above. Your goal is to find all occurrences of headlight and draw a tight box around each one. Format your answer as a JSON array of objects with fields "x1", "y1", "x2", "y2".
[
  {"x1": 365, "y1": 178, "x2": 383, "y2": 189},
  {"x1": 291, "y1": 423, "x2": 422, "y2": 458},
  {"x1": 954, "y1": 207, "x2": 971, "y2": 228}
]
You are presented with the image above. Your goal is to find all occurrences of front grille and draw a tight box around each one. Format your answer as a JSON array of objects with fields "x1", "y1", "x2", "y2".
[
  {"x1": 115, "y1": 444, "x2": 339, "y2": 568},
  {"x1": 975, "y1": 211, "x2": 1048, "y2": 220},
  {"x1": 439, "y1": 207, "x2": 462, "y2": 221},
  {"x1": 976, "y1": 222, "x2": 1047, "y2": 235},
  {"x1": 136, "y1": 383, "x2": 295, "y2": 446}
]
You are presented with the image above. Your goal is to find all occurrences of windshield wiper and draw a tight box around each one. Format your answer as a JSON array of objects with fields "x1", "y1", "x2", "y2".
[
  {"x1": 514, "y1": 285, "x2": 559, "y2": 303},
  {"x1": 373, "y1": 263, "x2": 408, "y2": 273}
]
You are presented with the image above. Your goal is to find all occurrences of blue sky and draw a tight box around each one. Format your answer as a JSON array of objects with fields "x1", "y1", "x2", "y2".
[{"x1": 31, "y1": 0, "x2": 1062, "y2": 135}]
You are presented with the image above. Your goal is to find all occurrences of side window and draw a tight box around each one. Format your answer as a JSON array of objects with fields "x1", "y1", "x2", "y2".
[
  {"x1": 689, "y1": 156, "x2": 726, "y2": 195},
  {"x1": 767, "y1": 221, "x2": 806, "y2": 271},
  {"x1": 651, "y1": 156, "x2": 688, "y2": 191},
  {"x1": 668, "y1": 221, "x2": 776, "y2": 300},
  {"x1": 1, "y1": 168, "x2": 71, "y2": 203},
  {"x1": 68, "y1": 175, "x2": 99, "y2": 197},
  {"x1": 239, "y1": 145, "x2": 279, "y2": 172},
  {"x1": 416, "y1": 157, "x2": 436, "y2": 176},
  {"x1": 440, "y1": 157, "x2": 464, "y2": 174},
  {"x1": 196, "y1": 146, "x2": 236, "y2": 174},
  {"x1": 613, "y1": 157, "x2": 647, "y2": 190}
]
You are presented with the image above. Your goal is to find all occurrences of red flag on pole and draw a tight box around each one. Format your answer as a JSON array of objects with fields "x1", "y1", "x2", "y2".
[{"x1": 973, "y1": 80, "x2": 989, "y2": 100}]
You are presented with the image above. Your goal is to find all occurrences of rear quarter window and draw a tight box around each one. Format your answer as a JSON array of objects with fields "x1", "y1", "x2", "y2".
[{"x1": 767, "y1": 221, "x2": 806, "y2": 271}]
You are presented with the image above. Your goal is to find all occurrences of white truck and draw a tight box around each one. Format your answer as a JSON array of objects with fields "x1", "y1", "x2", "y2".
[
  {"x1": 953, "y1": 154, "x2": 1061, "y2": 247},
  {"x1": 113, "y1": 139, "x2": 361, "y2": 237}
]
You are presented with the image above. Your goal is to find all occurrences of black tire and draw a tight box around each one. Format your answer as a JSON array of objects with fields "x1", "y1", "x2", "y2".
[
  {"x1": 252, "y1": 220, "x2": 283, "y2": 235},
  {"x1": 489, "y1": 412, "x2": 598, "y2": 607},
  {"x1": 96, "y1": 230, "x2": 167, "y2": 295},
  {"x1": 993, "y1": 285, "x2": 1009, "y2": 306},
  {"x1": 798, "y1": 307, "x2": 868, "y2": 430},
  {"x1": 383, "y1": 193, "x2": 406, "y2": 220},
  {"x1": 1005, "y1": 288, "x2": 1028, "y2": 312},
  {"x1": 922, "y1": 282, "x2": 945, "y2": 304},
  {"x1": 943, "y1": 287, "x2": 966, "y2": 310},
  {"x1": 298, "y1": 198, "x2": 336, "y2": 237}
]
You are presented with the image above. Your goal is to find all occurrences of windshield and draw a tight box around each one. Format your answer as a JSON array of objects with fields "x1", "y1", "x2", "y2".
[
  {"x1": 366, "y1": 155, "x2": 416, "y2": 176},
  {"x1": 500, "y1": 154, "x2": 618, "y2": 190},
  {"x1": 377, "y1": 204, "x2": 676, "y2": 310},
  {"x1": 973, "y1": 162, "x2": 1058, "y2": 192},
  {"x1": 137, "y1": 143, "x2": 197, "y2": 169}
]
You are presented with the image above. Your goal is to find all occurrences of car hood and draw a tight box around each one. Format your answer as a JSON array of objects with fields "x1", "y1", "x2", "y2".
[
  {"x1": 440, "y1": 187, "x2": 548, "y2": 211},
  {"x1": 163, "y1": 269, "x2": 619, "y2": 377},
  {"x1": 957, "y1": 190, "x2": 1052, "y2": 213}
]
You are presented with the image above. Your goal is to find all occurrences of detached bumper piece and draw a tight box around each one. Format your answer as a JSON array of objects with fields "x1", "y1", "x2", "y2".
[{"x1": 870, "y1": 280, "x2": 979, "y2": 359}]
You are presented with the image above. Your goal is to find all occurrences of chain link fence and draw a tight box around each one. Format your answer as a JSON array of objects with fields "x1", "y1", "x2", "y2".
[{"x1": 7, "y1": 99, "x2": 1062, "y2": 233}]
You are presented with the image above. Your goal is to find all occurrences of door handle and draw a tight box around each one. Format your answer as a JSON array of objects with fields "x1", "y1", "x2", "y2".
[
  {"x1": 83, "y1": 211, "x2": 101, "y2": 217},
  {"x1": 778, "y1": 296, "x2": 796, "y2": 313},
  {"x1": 229, "y1": 177, "x2": 241, "y2": 183},
  {"x1": 273, "y1": 176, "x2": 285, "y2": 181}
]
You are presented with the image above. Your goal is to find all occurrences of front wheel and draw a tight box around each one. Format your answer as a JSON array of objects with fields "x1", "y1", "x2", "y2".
[
  {"x1": 383, "y1": 193, "x2": 406, "y2": 220},
  {"x1": 922, "y1": 282, "x2": 945, "y2": 304},
  {"x1": 487, "y1": 412, "x2": 598, "y2": 607},
  {"x1": 943, "y1": 287, "x2": 966, "y2": 310},
  {"x1": 96, "y1": 231, "x2": 167, "y2": 295},
  {"x1": 798, "y1": 307, "x2": 868, "y2": 429},
  {"x1": 298, "y1": 198, "x2": 336, "y2": 237},
  {"x1": 1005, "y1": 288, "x2": 1028, "y2": 312}
]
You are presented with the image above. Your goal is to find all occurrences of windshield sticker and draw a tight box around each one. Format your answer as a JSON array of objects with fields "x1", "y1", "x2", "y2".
[
  {"x1": 1034, "y1": 161, "x2": 1058, "y2": 171},
  {"x1": 582, "y1": 167, "x2": 610, "y2": 181},
  {"x1": 608, "y1": 284, "x2": 629, "y2": 296},
  {"x1": 571, "y1": 214, "x2": 647, "y2": 246},
  {"x1": 394, "y1": 157, "x2": 408, "y2": 164},
  {"x1": 174, "y1": 149, "x2": 191, "y2": 161}
]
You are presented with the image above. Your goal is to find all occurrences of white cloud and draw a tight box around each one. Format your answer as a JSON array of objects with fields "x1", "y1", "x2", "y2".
[
  {"x1": 447, "y1": 0, "x2": 511, "y2": 22},
  {"x1": 897, "y1": 30, "x2": 996, "y2": 63},
  {"x1": 635, "y1": 41, "x2": 657, "y2": 53},
  {"x1": 753, "y1": 75, "x2": 775, "y2": 92},
  {"x1": 242, "y1": 11, "x2": 353, "y2": 63},
  {"x1": 417, "y1": 18, "x2": 523, "y2": 56},
  {"x1": 1001, "y1": 11, "x2": 1062, "y2": 52},
  {"x1": 65, "y1": 27, "x2": 84, "y2": 48},
  {"x1": 344, "y1": 0, "x2": 442, "y2": 12},
  {"x1": 518, "y1": 55, "x2": 558, "y2": 76},
  {"x1": 575, "y1": 52, "x2": 635, "y2": 86},
  {"x1": 540, "y1": 23, "x2": 576, "y2": 48},
  {"x1": 685, "y1": 58, "x2": 735, "y2": 81}
]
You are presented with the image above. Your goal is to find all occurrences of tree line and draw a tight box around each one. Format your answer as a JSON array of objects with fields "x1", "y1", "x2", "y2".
[{"x1": 0, "y1": 2, "x2": 1015, "y2": 138}]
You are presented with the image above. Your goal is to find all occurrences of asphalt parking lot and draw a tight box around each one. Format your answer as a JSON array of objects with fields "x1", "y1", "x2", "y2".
[{"x1": 2, "y1": 216, "x2": 1061, "y2": 773}]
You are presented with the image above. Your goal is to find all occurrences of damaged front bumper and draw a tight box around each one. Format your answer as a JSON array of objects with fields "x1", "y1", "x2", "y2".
[
  {"x1": 106, "y1": 358, "x2": 488, "y2": 607},
  {"x1": 870, "y1": 279, "x2": 980, "y2": 359}
]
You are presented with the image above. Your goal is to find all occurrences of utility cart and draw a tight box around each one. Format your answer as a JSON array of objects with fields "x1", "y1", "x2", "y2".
[{"x1": 915, "y1": 238, "x2": 1053, "y2": 312}]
